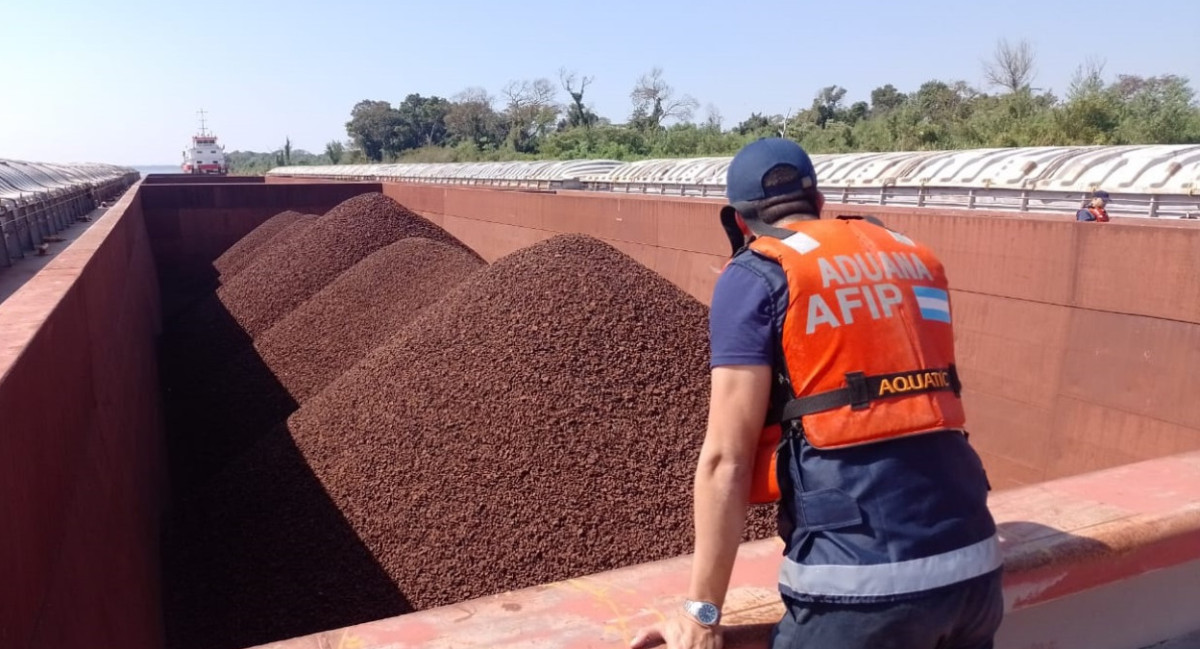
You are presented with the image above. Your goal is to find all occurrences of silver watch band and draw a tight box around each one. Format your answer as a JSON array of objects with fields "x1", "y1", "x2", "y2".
[{"x1": 683, "y1": 599, "x2": 721, "y2": 626}]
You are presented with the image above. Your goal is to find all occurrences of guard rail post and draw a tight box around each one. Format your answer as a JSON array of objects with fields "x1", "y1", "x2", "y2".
[
  {"x1": 30, "y1": 203, "x2": 47, "y2": 245},
  {"x1": 66, "y1": 188, "x2": 80, "y2": 224},
  {"x1": 44, "y1": 198, "x2": 57, "y2": 237},
  {"x1": 52, "y1": 195, "x2": 65, "y2": 232},
  {"x1": 0, "y1": 212, "x2": 11, "y2": 268},
  {"x1": 44, "y1": 197, "x2": 57, "y2": 234},
  {"x1": 7, "y1": 215, "x2": 24, "y2": 261},
  {"x1": 57, "y1": 193, "x2": 69, "y2": 231},
  {"x1": 53, "y1": 195, "x2": 66, "y2": 232},
  {"x1": 50, "y1": 194, "x2": 65, "y2": 233},
  {"x1": 15, "y1": 205, "x2": 33, "y2": 252},
  {"x1": 43, "y1": 198, "x2": 57, "y2": 235},
  {"x1": 70, "y1": 187, "x2": 82, "y2": 221},
  {"x1": 27, "y1": 203, "x2": 42, "y2": 242}
]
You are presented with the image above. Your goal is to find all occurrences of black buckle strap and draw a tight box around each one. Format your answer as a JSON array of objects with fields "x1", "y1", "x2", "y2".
[
  {"x1": 947, "y1": 363, "x2": 962, "y2": 396},
  {"x1": 780, "y1": 366, "x2": 961, "y2": 422},
  {"x1": 845, "y1": 372, "x2": 870, "y2": 410}
]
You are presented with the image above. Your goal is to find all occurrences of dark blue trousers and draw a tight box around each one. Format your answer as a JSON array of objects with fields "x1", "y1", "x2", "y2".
[{"x1": 770, "y1": 569, "x2": 1005, "y2": 649}]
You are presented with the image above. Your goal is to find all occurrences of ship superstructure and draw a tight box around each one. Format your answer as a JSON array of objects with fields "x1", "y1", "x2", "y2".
[{"x1": 181, "y1": 109, "x2": 228, "y2": 175}]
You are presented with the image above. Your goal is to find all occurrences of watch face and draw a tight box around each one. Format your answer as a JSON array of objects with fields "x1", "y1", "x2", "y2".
[{"x1": 689, "y1": 601, "x2": 720, "y2": 625}]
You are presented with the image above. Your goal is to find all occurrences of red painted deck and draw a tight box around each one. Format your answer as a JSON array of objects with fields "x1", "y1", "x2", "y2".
[{"x1": 251, "y1": 451, "x2": 1200, "y2": 649}]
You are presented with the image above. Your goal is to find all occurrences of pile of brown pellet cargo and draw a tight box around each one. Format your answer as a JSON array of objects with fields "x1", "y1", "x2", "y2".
[
  {"x1": 159, "y1": 195, "x2": 778, "y2": 649},
  {"x1": 255, "y1": 236, "x2": 487, "y2": 401},
  {"x1": 283, "y1": 233, "x2": 780, "y2": 606},
  {"x1": 218, "y1": 192, "x2": 477, "y2": 337},
  {"x1": 159, "y1": 194, "x2": 484, "y2": 496},
  {"x1": 212, "y1": 210, "x2": 316, "y2": 280}
]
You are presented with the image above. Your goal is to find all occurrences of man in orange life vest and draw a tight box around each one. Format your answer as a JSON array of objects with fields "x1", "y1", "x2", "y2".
[
  {"x1": 631, "y1": 138, "x2": 1003, "y2": 649},
  {"x1": 1076, "y1": 190, "x2": 1111, "y2": 222}
]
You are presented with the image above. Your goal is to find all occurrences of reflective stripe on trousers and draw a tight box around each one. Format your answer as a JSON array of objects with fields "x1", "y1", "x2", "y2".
[{"x1": 779, "y1": 534, "x2": 1002, "y2": 598}]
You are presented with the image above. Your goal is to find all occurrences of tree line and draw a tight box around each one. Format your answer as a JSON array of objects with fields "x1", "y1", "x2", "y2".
[{"x1": 229, "y1": 40, "x2": 1200, "y2": 174}]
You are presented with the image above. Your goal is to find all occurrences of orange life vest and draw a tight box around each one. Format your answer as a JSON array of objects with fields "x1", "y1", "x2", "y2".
[
  {"x1": 1088, "y1": 207, "x2": 1110, "y2": 222},
  {"x1": 741, "y1": 218, "x2": 965, "y2": 504}
]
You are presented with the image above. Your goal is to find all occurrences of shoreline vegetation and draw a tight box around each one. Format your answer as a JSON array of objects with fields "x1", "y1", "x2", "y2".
[{"x1": 226, "y1": 42, "x2": 1200, "y2": 176}]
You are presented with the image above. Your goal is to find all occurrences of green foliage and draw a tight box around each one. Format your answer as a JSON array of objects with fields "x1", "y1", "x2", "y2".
[
  {"x1": 250, "y1": 64, "x2": 1200, "y2": 173},
  {"x1": 870, "y1": 84, "x2": 906, "y2": 114},
  {"x1": 1112, "y1": 75, "x2": 1200, "y2": 144},
  {"x1": 395, "y1": 93, "x2": 453, "y2": 150},
  {"x1": 324, "y1": 140, "x2": 344, "y2": 164},
  {"x1": 734, "y1": 113, "x2": 784, "y2": 140},
  {"x1": 228, "y1": 149, "x2": 327, "y2": 175},
  {"x1": 444, "y1": 88, "x2": 506, "y2": 151},
  {"x1": 539, "y1": 126, "x2": 648, "y2": 160}
]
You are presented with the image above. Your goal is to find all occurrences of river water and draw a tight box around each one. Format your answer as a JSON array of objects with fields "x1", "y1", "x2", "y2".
[{"x1": 133, "y1": 164, "x2": 182, "y2": 175}]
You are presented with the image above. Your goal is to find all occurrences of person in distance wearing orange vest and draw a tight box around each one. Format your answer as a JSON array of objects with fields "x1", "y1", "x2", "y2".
[
  {"x1": 1076, "y1": 190, "x2": 1111, "y2": 222},
  {"x1": 631, "y1": 138, "x2": 1003, "y2": 649}
]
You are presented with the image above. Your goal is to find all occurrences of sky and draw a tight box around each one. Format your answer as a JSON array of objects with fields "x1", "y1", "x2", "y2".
[{"x1": 1, "y1": 0, "x2": 1197, "y2": 166}]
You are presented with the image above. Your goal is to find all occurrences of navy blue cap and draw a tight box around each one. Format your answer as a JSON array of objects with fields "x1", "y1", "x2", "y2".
[
  {"x1": 725, "y1": 138, "x2": 817, "y2": 205},
  {"x1": 1093, "y1": 190, "x2": 1111, "y2": 200}
]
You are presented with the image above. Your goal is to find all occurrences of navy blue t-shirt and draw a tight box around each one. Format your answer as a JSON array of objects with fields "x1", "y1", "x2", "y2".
[{"x1": 709, "y1": 261, "x2": 776, "y2": 368}]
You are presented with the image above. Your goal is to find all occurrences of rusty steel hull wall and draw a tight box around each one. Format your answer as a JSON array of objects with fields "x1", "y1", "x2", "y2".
[
  {"x1": 140, "y1": 181, "x2": 382, "y2": 318},
  {"x1": 140, "y1": 174, "x2": 267, "y2": 185},
  {"x1": 0, "y1": 185, "x2": 164, "y2": 649},
  {"x1": 375, "y1": 183, "x2": 1200, "y2": 489},
  {"x1": 0, "y1": 180, "x2": 384, "y2": 649}
]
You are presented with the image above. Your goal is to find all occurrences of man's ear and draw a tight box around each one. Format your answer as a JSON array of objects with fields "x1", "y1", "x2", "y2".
[{"x1": 815, "y1": 190, "x2": 826, "y2": 215}]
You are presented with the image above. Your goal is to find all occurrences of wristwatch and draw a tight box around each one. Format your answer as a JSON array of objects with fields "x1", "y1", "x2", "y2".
[{"x1": 682, "y1": 599, "x2": 721, "y2": 627}]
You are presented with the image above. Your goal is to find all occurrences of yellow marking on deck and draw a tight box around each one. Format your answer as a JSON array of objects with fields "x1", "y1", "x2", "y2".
[
  {"x1": 556, "y1": 577, "x2": 634, "y2": 645},
  {"x1": 334, "y1": 630, "x2": 364, "y2": 649}
]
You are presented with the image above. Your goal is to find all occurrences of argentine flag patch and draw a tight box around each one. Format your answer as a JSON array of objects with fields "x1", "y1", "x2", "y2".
[{"x1": 912, "y1": 286, "x2": 951, "y2": 323}]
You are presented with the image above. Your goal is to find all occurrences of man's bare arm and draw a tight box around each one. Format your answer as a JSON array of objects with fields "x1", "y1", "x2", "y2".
[
  {"x1": 688, "y1": 364, "x2": 772, "y2": 607},
  {"x1": 630, "y1": 364, "x2": 771, "y2": 649}
]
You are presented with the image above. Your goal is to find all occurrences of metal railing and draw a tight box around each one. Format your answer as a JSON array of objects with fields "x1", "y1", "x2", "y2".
[
  {"x1": 267, "y1": 144, "x2": 1200, "y2": 220},
  {"x1": 584, "y1": 180, "x2": 1200, "y2": 219},
  {"x1": 1, "y1": 164, "x2": 139, "y2": 269}
]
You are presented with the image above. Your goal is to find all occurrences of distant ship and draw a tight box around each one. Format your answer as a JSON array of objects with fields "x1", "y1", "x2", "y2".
[{"x1": 181, "y1": 109, "x2": 228, "y2": 175}]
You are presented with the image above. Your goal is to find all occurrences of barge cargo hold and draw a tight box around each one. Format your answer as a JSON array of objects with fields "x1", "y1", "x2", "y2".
[{"x1": 2, "y1": 149, "x2": 1199, "y2": 649}]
